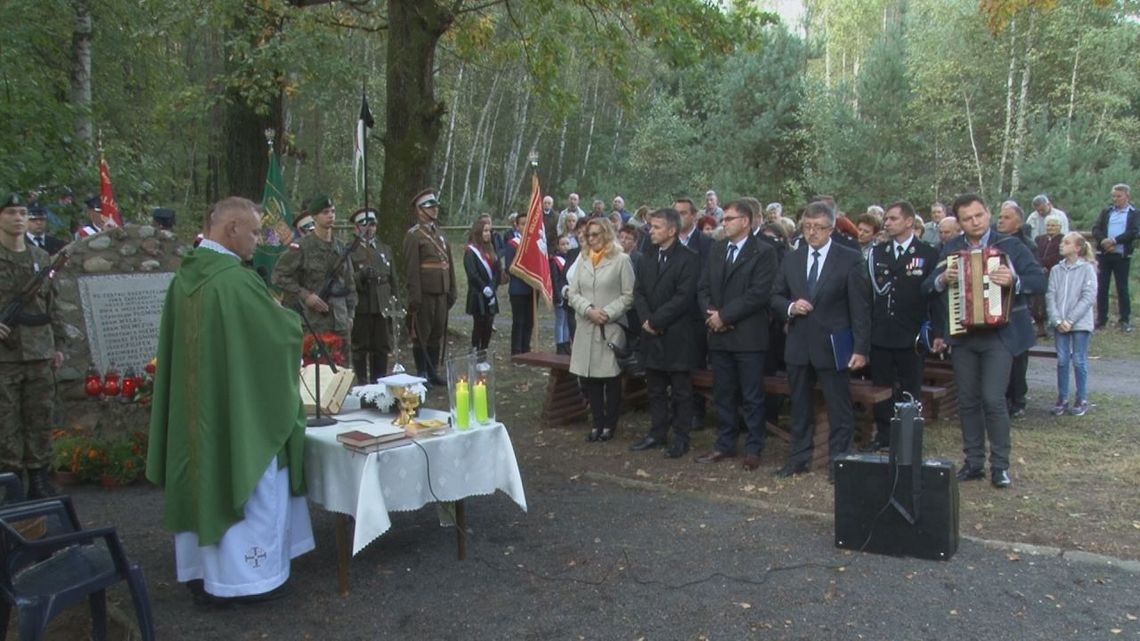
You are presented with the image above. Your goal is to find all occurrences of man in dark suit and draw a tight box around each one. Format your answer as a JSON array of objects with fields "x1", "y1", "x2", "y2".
[
  {"x1": 923, "y1": 194, "x2": 1046, "y2": 489},
  {"x1": 501, "y1": 213, "x2": 534, "y2": 355},
  {"x1": 673, "y1": 197, "x2": 712, "y2": 430},
  {"x1": 864, "y1": 201, "x2": 940, "y2": 451},
  {"x1": 629, "y1": 208, "x2": 702, "y2": 459},
  {"x1": 771, "y1": 201, "x2": 871, "y2": 479},
  {"x1": 24, "y1": 205, "x2": 67, "y2": 255},
  {"x1": 694, "y1": 201, "x2": 778, "y2": 470},
  {"x1": 1091, "y1": 183, "x2": 1140, "y2": 332}
]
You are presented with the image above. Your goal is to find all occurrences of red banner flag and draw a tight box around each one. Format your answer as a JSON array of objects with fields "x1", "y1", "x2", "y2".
[
  {"x1": 98, "y1": 156, "x2": 123, "y2": 227},
  {"x1": 509, "y1": 172, "x2": 553, "y2": 304}
]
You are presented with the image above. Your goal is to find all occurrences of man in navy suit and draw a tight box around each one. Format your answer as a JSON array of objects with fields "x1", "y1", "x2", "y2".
[
  {"x1": 923, "y1": 194, "x2": 1045, "y2": 489},
  {"x1": 695, "y1": 200, "x2": 778, "y2": 470},
  {"x1": 771, "y1": 201, "x2": 871, "y2": 479}
]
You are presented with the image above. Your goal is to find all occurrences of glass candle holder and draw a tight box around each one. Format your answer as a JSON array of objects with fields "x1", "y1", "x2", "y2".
[
  {"x1": 446, "y1": 352, "x2": 475, "y2": 430},
  {"x1": 472, "y1": 349, "x2": 495, "y2": 425}
]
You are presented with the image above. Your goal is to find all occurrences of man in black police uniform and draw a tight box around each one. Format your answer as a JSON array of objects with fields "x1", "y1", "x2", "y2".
[
  {"x1": 864, "y1": 200, "x2": 940, "y2": 451},
  {"x1": 25, "y1": 205, "x2": 67, "y2": 255}
]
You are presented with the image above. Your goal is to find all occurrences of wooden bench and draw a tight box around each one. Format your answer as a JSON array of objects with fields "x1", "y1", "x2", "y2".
[{"x1": 512, "y1": 352, "x2": 894, "y2": 468}]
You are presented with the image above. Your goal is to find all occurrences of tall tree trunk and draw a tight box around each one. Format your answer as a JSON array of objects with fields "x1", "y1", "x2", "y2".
[
  {"x1": 439, "y1": 61, "x2": 465, "y2": 194},
  {"x1": 501, "y1": 89, "x2": 530, "y2": 215},
  {"x1": 1010, "y1": 12, "x2": 1035, "y2": 198},
  {"x1": 476, "y1": 90, "x2": 504, "y2": 207},
  {"x1": 555, "y1": 119, "x2": 568, "y2": 187},
  {"x1": 221, "y1": 6, "x2": 280, "y2": 200},
  {"x1": 580, "y1": 78, "x2": 600, "y2": 178},
  {"x1": 379, "y1": 0, "x2": 452, "y2": 256},
  {"x1": 964, "y1": 91, "x2": 984, "y2": 194},
  {"x1": 70, "y1": 0, "x2": 93, "y2": 164},
  {"x1": 997, "y1": 17, "x2": 1018, "y2": 196},
  {"x1": 459, "y1": 74, "x2": 500, "y2": 215},
  {"x1": 1066, "y1": 6, "x2": 1085, "y2": 146}
]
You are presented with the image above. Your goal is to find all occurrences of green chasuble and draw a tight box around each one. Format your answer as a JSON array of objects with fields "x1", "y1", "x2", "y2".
[{"x1": 146, "y1": 247, "x2": 307, "y2": 546}]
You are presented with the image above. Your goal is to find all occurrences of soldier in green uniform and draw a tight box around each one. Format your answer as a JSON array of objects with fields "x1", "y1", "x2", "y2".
[
  {"x1": 0, "y1": 192, "x2": 66, "y2": 498},
  {"x1": 403, "y1": 189, "x2": 456, "y2": 385},
  {"x1": 349, "y1": 208, "x2": 396, "y2": 383},
  {"x1": 271, "y1": 195, "x2": 357, "y2": 365}
]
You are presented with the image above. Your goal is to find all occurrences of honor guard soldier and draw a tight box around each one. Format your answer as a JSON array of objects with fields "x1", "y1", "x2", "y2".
[
  {"x1": 349, "y1": 208, "x2": 397, "y2": 383},
  {"x1": 0, "y1": 192, "x2": 66, "y2": 498},
  {"x1": 402, "y1": 189, "x2": 456, "y2": 385},
  {"x1": 272, "y1": 194, "x2": 357, "y2": 361},
  {"x1": 865, "y1": 201, "x2": 940, "y2": 451},
  {"x1": 76, "y1": 196, "x2": 111, "y2": 239}
]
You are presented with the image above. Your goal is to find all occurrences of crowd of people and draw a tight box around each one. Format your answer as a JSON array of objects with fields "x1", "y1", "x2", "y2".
[
  {"x1": 0, "y1": 180, "x2": 1136, "y2": 607},
  {"x1": 463, "y1": 184, "x2": 1140, "y2": 488}
]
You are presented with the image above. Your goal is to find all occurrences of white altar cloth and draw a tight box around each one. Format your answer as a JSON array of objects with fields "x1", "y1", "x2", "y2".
[{"x1": 304, "y1": 409, "x2": 527, "y2": 555}]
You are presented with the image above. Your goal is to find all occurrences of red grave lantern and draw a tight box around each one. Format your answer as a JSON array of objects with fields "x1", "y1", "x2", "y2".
[
  {"x1": 102, "y1": 368, "x2": 121, "y2": 397},
  {"x1": 84, "y1": 366, "x2": 102, "y2": 398}
]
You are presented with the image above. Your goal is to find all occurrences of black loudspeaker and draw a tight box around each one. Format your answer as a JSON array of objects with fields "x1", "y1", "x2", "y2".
[{"x1": 833, "y1": 454, "x2": 960, "y2": 561}]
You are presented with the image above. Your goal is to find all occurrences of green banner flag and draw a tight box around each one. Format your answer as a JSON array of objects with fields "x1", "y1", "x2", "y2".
[{"x1": 253, "y1": 151, "x2": 293, "y2": 276}]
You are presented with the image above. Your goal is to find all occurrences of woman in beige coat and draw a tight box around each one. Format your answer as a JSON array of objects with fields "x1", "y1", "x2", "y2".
[{"x1": 568, "y1": 218, "x2": 635, "y2": 442}]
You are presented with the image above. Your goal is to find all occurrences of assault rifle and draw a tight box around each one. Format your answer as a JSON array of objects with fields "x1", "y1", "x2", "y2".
[{"x1": 314, "y1": 235, "x2": 362, "y2": 301}]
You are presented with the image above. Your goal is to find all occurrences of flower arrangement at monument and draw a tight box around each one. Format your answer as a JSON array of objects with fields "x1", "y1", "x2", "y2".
[
  {"x1": 134, "y1": 357, "x2": 157, "y2": 406},
  {"x1": 52, "y1": 428, "x2": 148, "y2": 486},
  {"x1": 302, "y1": 332, "x2": 346, "y2": 367}
]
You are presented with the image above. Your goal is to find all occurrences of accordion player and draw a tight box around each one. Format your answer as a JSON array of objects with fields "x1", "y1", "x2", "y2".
[{"x1": 945, "y1": 246, "x2": 1012, "y2": 335}]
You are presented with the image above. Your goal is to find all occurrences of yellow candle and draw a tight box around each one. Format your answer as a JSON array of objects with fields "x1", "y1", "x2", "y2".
[
  {"x1": 474, "y1": 379, "x2": 488, "y2": 424},
  {"x1": 455, "y1": 378, "x2": 470, "y2": 429}
]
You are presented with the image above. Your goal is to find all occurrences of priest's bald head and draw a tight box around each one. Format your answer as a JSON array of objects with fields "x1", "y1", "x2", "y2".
[{"x1": 207, "y1": 197, "x2": 261, "y2": 261}]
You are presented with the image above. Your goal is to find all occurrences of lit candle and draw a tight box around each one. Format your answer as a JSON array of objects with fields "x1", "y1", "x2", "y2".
[
  {"x1": 473, "y1": 379, "x2": 488, "y2": 424},
  {"x1": 455, "y1": 378, "x2": 470, "y2": 429}
]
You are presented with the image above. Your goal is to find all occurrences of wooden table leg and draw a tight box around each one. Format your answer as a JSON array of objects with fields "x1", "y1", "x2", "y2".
[
  {"x1": 335, "y1": 514, "x2": 351, "y2": 597},
  {"x1": 455, "y1": 500, "x2": 467, "y2": 561}
]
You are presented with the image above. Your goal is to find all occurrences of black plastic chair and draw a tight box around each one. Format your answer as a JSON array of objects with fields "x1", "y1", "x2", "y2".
[
  {"x1": 0, "y1": 473, "x2": 25, "y2": 505},
  {"x1": 0, "y1": 498, "x2": 155, "y2": 641}
]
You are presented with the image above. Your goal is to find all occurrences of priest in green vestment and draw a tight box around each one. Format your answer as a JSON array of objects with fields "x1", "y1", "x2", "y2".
[{"x1": 147, "y1": 196, "x2": 314, "y2": 603}]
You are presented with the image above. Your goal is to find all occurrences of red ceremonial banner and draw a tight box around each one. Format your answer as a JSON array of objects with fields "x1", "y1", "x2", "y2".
[
  {"x1": 509, "y1": 173, "x2": 553, "y2": 304},
  {"x1": 99, "y1": 157, "x2": 124, "y2": 227}
]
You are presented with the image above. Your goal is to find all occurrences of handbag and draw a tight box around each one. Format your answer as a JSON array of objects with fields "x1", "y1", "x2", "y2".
[{"x1": 601, "y1": 323, "x2": 644, "y2": 378}]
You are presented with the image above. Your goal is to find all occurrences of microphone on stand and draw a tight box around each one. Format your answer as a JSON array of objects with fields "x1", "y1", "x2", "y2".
[{"x1": 292, "y1": 301, "x2": 338, "y2": 427}]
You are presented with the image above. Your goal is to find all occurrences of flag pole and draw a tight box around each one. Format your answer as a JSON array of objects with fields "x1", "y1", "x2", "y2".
[
  {"x1": 528, "y1": 150, "x2": 539, "y2": 350},
  {"x1": 362, "y1": 79, "x2": 370, "y2": 213}
]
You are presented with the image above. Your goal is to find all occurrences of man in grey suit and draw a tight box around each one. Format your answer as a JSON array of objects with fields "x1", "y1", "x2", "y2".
[
  {"x1": 923, "y1": 194, "x2": 1045, "y2": 489},
  {"x1": 771, "y1": 201, "x2": 871, "y2": 480}
]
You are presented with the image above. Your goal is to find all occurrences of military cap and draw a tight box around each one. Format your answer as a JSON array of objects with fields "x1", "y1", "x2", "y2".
[
  {"x1": 294, "y1": 213, "x2": 315, "y2": 231},
  {"x1": 352, "y1": 208, "x2": 378, "y2": 225},
  {"x1": 85, "y1": 196, "x2": 102, "y2": 211},
  {"x1": 305, "y1": 194, "x2": 333, "y2": 214},
  {"x1": 152, "y1": 207, "x2": 176, "y2": 228},
  {"x1": 0, "y1": 192, "x2": 23, "y2": 210},
  {"x1": 27, "y1": 203, "x2": 47, "y2": 219},
  {"x1": 412, "y1": 189, "x2": 439, "y2": 210}
]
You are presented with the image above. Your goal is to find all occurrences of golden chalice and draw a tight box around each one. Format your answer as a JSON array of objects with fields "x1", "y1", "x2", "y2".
[{"x1": 392, "y1": 385, "x2": 421, "y2": 426}]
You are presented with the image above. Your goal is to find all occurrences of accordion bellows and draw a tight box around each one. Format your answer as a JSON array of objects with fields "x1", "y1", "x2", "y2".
[{"x1": 946, "y1": 247, "x2": 1012, "y2": 335}]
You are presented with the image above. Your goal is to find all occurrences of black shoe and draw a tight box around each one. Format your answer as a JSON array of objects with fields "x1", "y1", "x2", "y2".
[
  {"x1": 956, "y1": 464, "x2": 985, "y2": 482},
  {"x1": 1009, "y1": 406, "x2": 1026, "y2": 419},
  {"x1": 586, "y1": 428, "x2": 601, "y2": 443},
  {"x1": 860, "y1": 438, "x2": 888, "y2": 453},
  {"x1": 27, "y1": 468, "x2": 59, "y2": 499},
  {"x1": 598, "y1": 428, "x2": 615, "y2": 442},
  {"x1": 991, "y1": 468, "x2": 1012, "y2": 488},
  {"x1": 664, "y1": 442, "x2": 689, "y2": 459},
  {"x1": 630, "y1": 435, "x2": 667, "y2": 451},
  {"x1": 774, "y1": 463, "x2": 809, "y2": 478},
  {"x1": 194, "y1": 581, "x2": 292, "y2": 607}
]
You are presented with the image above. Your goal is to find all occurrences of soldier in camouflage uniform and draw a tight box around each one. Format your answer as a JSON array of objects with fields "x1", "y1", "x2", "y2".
[
  {"x1": 403, "y1": 189, "x2": 456, "y2": 386},
  {"x1": 271, "y1": 194, "x2": 357, "y2": 365},
  {"x1": 0, "y1": 192, "x2": 66, "y2": 499},
  {"x1": 349, "y1": 208, "x2": 397, "y2": 383}
]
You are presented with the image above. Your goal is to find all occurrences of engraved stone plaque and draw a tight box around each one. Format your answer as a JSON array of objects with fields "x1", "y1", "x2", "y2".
[{"x1": 77, "y1": 273, "x2": 174, "y2": 373}]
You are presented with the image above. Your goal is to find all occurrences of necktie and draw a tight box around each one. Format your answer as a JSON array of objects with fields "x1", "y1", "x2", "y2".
[
  {"x1": 658, "y1": 250, "x2": 666, "y2": 266},
  {"x1": 35, "y1": 236, "x2": 44, "y2": 248},
  {"x1": 726, "y1": 243, "x2": 737, "y2": 265},
  {"x1": 807, "y1": 250, "x2": 820, "y2": 297},
  {"x1": 895, "y1": 244, "x2": 903, "y2": 260}
]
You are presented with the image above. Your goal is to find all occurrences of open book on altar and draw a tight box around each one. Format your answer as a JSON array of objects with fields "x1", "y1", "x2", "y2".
[{"x1": 299, "y1": 364, "x2": 355, "y2": 415}]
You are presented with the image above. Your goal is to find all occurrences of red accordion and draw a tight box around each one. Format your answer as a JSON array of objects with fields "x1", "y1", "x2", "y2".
[{"x1": 946, "y1": 247, "x2": 1012, "y2": 336}]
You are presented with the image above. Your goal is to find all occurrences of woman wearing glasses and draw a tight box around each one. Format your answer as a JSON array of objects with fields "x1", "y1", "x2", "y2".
[{"x1": 567, "y1": 218, "x2": 635, "y2": 442}]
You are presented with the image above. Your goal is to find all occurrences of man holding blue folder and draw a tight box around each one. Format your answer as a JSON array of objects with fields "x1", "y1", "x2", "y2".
[{"x1": 771, "y1": 201, "x2": 871, "y2": 480}]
